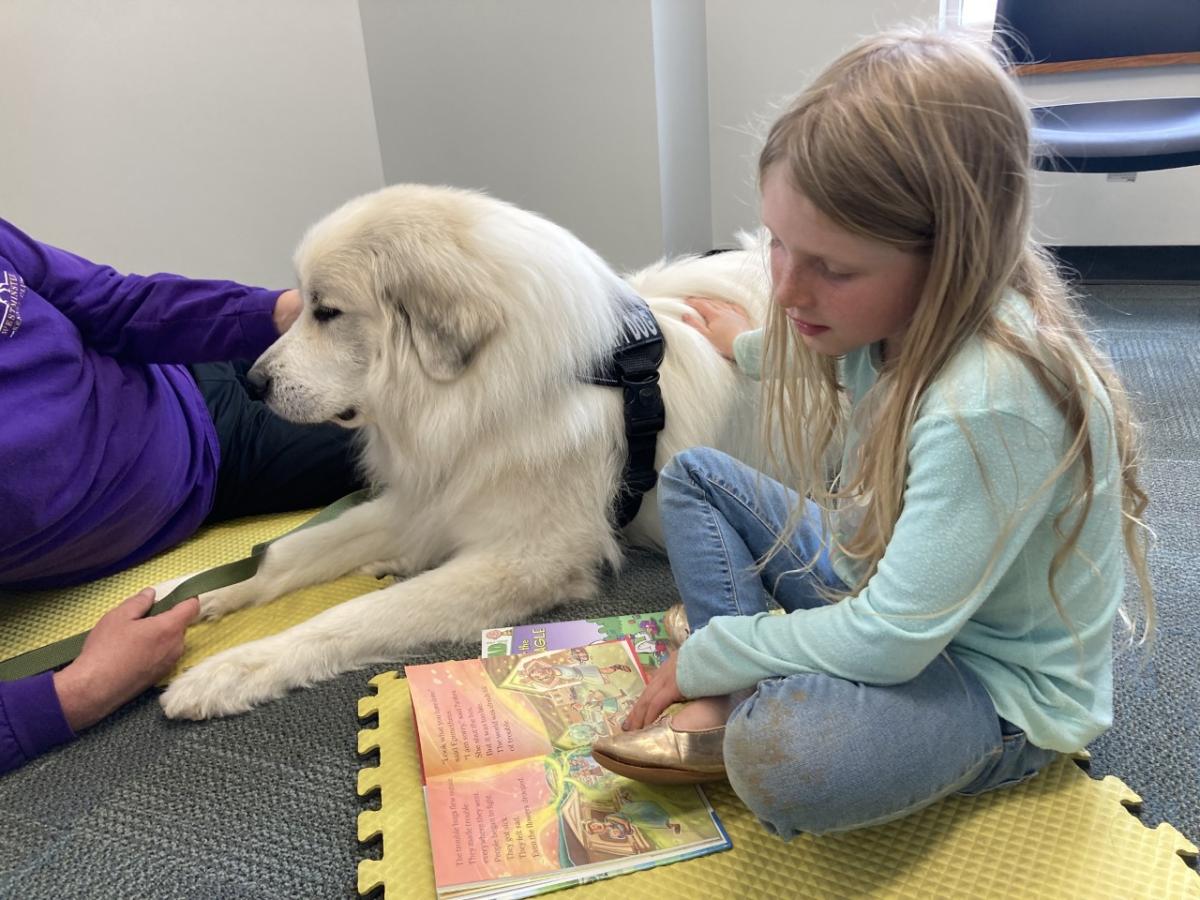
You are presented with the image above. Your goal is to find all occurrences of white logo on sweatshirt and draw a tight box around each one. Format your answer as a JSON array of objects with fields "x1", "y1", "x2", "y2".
[{"x1": 0, "y1": 271, "x2": 24, "y2": 338}]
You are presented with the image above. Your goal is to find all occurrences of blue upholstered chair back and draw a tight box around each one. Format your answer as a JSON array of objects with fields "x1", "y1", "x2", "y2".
[
  {"x1": 993, "y1": 0, "x2": 1200, "y2": 172},
  {"x1": 994, "y1": 0, "x2": 1199, "y2": 68}
]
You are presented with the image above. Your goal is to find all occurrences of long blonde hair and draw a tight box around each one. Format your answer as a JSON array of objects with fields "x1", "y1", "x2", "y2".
[{"x1": 758, "y1": 28, "x2": 1154, "y2": 642}]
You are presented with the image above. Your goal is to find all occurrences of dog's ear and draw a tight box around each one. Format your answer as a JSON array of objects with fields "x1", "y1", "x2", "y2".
[{"x1": 388, "y1": 263, "x2": 503, "y2": 382}]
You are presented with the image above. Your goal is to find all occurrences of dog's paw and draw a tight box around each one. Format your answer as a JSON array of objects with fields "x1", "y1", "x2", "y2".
[
  {"x1": 159, "y1": 644, "x2": 289, "y2": 720},
  {"x1": 197, "y1": 581, "x2": 260, "y2": 621}
]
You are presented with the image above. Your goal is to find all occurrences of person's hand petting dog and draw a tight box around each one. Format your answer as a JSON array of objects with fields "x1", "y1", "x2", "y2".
[
  {"x1": 681, "y1": 296, "x2": 753, "y2": 360},
  {"x1": 52, "y1": 589, "x2": 199, "y2": 732},
  {"x1": 271, "y1": 288, "x2": 303, "y2": 334}
]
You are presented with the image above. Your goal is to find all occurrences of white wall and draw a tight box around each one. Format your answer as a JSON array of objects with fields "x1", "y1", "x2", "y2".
[
  {"x1": 0, "y1": 0, "x2": 384, "y2": 287},
  {"x1": 652, "y1": 0, "x2": 714, "y2": 258},
  {"x1": 704, "y1": 0, "x2": 943, "y2": 246},
  {"x1": 7, "y1": 0, "x2": 1174, "y2": 292},
  {"x1": 1019, "y1": 66, "x2": 1200, "y2": 247},
  {"x1": 357, "y1": 0, "x2": 946, "y2": 266},
  {"x1": 358, "y1": 0, "x2": 665, "y2": 271}
]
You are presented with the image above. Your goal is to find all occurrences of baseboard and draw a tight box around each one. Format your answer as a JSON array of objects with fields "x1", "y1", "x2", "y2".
[{"x1": 1050, "y1": 245, "x2": 1200, "y2": 284}]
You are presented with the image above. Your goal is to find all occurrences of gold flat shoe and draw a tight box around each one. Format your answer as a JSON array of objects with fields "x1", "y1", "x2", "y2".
[
  {"x1": 662, "y1": 603, "x2": 692, "y2": 649},
  {"x1": 591, "y1": 715, "x2": 726, "y2": 785}
]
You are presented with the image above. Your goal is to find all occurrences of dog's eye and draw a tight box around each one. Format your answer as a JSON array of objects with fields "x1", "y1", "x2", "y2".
[{"x1": 312, "y1": 306, "x2": 342, "y2": 323}]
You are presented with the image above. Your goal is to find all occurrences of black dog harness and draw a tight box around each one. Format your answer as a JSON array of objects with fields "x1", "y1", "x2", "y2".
[{"x1": 582, "y1": 293, "x2": 666, "y2": 528}]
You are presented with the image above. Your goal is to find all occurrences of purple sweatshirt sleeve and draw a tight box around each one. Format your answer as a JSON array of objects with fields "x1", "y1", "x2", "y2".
[
  {"x1": 0, "y1": 217, "x2": 282, "y2": 363},
  {"x1": 0, "y1": 673, "x2": 75, "y2": 775}
]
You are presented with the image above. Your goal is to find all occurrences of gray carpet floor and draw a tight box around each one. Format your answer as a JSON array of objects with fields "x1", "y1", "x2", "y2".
[{"x1": 1, "y1": 283, "x2": 1196, "y2": 898}]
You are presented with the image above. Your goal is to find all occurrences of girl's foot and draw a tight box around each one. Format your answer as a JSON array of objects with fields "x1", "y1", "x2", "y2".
[
  {"x1": 590, "y1": 696, "x2": 733, "y2": 785},
  {"x1": 663, "y1": 604, "x2": 691, "y2": 648}
]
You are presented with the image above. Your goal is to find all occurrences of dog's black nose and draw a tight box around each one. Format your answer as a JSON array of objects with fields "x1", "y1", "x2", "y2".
[{"x1": 246, "y1": 366, "x2": 271, "y2": 401}]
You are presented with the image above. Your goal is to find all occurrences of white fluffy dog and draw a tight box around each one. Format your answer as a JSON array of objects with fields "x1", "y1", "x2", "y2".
[{"x1": 160, "y1": 184, "x2": 770, "y2": 719}]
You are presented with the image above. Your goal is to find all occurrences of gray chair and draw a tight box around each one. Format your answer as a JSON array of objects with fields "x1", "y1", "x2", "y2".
[{"x1": 993, "y1": 0, "x2": 1200, "y2": 173}]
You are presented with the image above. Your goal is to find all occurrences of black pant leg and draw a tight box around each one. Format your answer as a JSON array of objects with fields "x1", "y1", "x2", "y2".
[{"x1": 190, "y1": 362, "x2": 367, "y2": 523}]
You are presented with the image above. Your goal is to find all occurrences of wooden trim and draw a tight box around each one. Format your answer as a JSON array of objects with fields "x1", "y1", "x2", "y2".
[{"x1": 1012, "y1": 51, "x2": 1200, "y2": 77}]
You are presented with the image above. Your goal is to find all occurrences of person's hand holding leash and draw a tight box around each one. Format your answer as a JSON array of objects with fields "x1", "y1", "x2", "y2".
[{"x1": 52, "y1": 589, "x2": 199, "y2": 731}]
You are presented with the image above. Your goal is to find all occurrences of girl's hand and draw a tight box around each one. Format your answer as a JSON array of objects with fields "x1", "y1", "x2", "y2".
[
  {"x1": 623, "y1": 650, "x2": 685, "y2": 731},
  {"x1": 682, "y1": 296, "x2": 753, "y2": 360},
  {"x1": 52, "y1": 588, "x2": 199, "y2": 732}
]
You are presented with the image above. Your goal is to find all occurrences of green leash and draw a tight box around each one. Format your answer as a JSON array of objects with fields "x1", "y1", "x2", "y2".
[{"x1": 0, "y1": 490, "x2": 371, "y2": 682}]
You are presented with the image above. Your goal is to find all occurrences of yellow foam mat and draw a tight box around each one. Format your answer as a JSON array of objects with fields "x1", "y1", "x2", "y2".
[
  {"x1": 357, "y1": 672, "x2": 1199, "y2": 900},
  {"x1": 0, "y1": 510, "x2": 382, "y2": 679}
]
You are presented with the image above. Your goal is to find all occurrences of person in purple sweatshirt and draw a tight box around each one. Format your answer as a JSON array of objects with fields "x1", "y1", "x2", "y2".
[{"x1": 0, "y1": 217, "x2": 365, "y2": 773}]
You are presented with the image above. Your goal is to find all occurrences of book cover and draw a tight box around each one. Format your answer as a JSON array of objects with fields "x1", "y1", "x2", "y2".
[
  {"x1": 481, "y1": 611, "x2": 671, "y2": 669},
  {"x1": 407, "y1": 639, "x2": 730, "y2": 899}
]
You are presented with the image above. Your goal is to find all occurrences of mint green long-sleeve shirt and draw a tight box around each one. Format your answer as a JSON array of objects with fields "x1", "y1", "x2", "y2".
[{"x1": 676, "y1": 296, "x2": 1124, "y2": 752}]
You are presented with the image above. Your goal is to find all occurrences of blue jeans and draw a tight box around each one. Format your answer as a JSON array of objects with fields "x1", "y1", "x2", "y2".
[{"x1": 658, "y1": 448, "x2": 1058, "y2": 836}]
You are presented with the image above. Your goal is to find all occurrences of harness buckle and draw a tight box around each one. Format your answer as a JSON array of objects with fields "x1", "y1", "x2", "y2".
[{"x1": 621, "y1": 370, "x2": 666, "y2": 438}]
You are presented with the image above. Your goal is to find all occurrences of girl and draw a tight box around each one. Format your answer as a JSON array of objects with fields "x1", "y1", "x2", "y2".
[{"x1": 591, "y1": 28, "x2": 1154, "y2": 837}]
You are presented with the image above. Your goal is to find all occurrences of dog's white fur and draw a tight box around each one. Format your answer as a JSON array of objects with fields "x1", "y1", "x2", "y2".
[{"x1": 160, "y1": 184, "x2": 771, "y2": 719}]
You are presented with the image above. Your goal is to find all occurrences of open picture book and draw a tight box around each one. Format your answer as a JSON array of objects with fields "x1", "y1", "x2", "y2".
[
  {"x1": 407, "y1": 637, "x2": 730, "y2": 899},
  {"x1": 480, "y1": 611, "x2": 671, "y2": 669}
]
